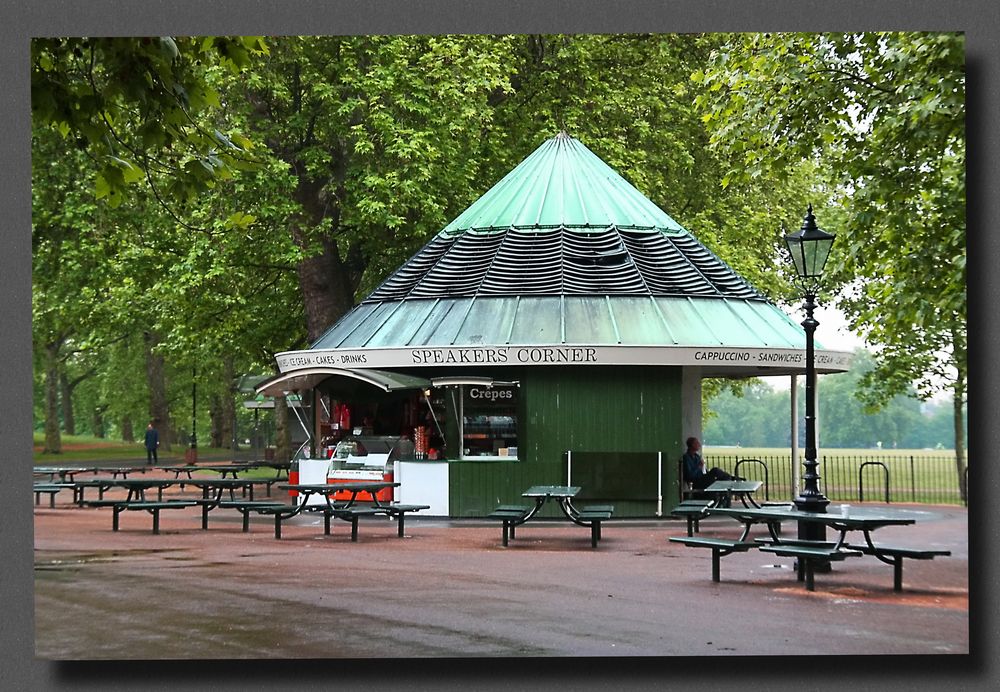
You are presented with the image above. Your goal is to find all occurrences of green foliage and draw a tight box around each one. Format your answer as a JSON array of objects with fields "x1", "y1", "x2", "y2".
[
  {"x1": 703, "y1": 350, "x2": 966, "y2": 449},
  {"x1": 31, "y1": 36, "x2": 269, "y2": 208},
  {"x1": 693, "y1": 32, "x2": 966, "y2": 406},
  {"x1": 32, "y1": 33, "x2": 965, "y2": 467}
]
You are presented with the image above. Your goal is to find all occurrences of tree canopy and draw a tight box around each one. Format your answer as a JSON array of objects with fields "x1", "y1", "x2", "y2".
[{"x1": 31, "y1": 33, "x2": 965, "y2": 482}]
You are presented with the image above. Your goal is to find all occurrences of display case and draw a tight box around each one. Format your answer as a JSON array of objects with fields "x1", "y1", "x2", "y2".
[{"x1": 461, "y1": 385, "x2": 519, "y2": 459}]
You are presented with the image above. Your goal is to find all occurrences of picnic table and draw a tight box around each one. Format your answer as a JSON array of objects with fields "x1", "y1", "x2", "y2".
[
  {"x1": 678, "y1": 505, "x2": 948, "y2": 591},
  {"x1": 74, "y1": 477, "x2": 180, "y2": 504},
  {"x1": 161, "y1": 463, "x2": 256, "y2": 479},
  {"x1": 34, "y1": 466, "x2": 98, "y2": 482},
  {"x1": 171, "y1": 477, "x2": 286, "y2": 529},
  {"x1": 669, "y1": 479, "x2": 767, "y2": 537},
  {"x1": 701, "y1": 479, "x2": 766, "y2": 508},
  {"x1": 267, "y1": 482, "x2": 422, "y2": 540},
  {"x1": 34, "y1": 465, "x2": 150, "y2": 482},
  {"x1": 33, "y1": 482, "x2": 76, "y2": 507},
  {"x1": 488, "y1": 485, "x2": 614, "y2": 548}
]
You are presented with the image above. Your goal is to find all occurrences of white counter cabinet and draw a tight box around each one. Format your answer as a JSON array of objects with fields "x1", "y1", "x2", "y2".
[{"x1": 393, "y1": 461, "x2": 449, "y2": 516}]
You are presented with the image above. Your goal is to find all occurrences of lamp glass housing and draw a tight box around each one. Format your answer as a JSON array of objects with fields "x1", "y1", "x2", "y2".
[{"x1": 784, "y1": 207, "x2": 836, "y2": 279}]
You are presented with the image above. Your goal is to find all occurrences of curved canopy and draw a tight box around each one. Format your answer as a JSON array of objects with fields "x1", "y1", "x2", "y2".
[{"x1": 256, "y1": 367, "x2": 431, "y2": 397}]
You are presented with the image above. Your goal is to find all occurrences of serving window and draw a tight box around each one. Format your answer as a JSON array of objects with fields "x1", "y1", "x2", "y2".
[{"x1": 460, "y1": 385, "x2": 519, "y2": 459}]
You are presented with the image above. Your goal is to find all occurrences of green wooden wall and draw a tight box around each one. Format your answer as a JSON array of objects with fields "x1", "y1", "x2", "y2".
[{"x1": 448, "y1": 365, "x2": 683, "y2": 517}]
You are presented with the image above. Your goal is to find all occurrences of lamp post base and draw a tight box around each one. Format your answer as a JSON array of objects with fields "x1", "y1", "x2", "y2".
[{"x1": 795, "y1": 494, "x2": 831, "y2": 572}]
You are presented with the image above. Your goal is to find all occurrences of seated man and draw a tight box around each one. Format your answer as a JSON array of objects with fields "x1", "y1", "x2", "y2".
[{"x1": 681, "y1": 437, "x2": 735, "y2": 490}]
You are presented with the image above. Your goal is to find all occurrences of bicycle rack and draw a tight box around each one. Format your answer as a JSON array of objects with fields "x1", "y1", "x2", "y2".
[
  {"x1": 734, "y1": 458, "x2": 770, "y2": 501},
  {"x1": 858, "y1": 461, "x2": 890, "y2": 503}
]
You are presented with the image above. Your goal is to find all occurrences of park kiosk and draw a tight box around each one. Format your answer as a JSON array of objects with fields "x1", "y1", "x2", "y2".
[{"x1": 257, "y1": 133, "x2": 850, "y2": 518}]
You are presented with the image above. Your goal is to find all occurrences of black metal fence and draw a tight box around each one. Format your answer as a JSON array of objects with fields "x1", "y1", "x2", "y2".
[{"x1": 707, "y1": 454, "x2": 967, "y2": 506}]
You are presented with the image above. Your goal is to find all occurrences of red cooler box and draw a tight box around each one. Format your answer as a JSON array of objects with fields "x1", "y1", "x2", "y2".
[{"x1": 327, "y1": 468, "x2": 394, "y2": 502}]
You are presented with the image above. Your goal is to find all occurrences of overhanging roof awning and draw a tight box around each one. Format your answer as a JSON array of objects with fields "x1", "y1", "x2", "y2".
[
  {"x1": 430, "y1": 376, "x2": 519, "y2": 388},
  {"x1": 255, "y1": 367, "x2": 431, "y2": 397}
]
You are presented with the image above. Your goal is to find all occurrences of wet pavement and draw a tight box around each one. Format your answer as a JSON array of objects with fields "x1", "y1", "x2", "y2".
[{"x1": 32, "y1": 477, "x2": 970, "y2": 661}]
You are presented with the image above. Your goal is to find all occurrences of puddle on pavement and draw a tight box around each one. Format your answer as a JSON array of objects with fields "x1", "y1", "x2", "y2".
[{"x1": 34, "y1": 548, "x2": 182, "y2": 571}]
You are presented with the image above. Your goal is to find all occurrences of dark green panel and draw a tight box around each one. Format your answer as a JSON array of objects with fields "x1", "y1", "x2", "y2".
[
  {"x1": 565, "y1": 451, "x2": 660, "y2": 502},
  {"x1": 448, "y1": 366, "x2": 683, "y2": 517}
]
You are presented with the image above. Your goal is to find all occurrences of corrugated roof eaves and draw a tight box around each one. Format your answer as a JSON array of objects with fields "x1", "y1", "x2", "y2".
[
  {"x1": 605, "y1": 295, "x2": 623, "y2": 344},
  {"x1": 746, "y1": 300, "x2": 804, "y2": 347},
  {"x1": 322, "y1": 303, "x2": 372, "y2": 348},
  {"x1": 560, "y1": 295, "x2": 566, "y2": 343},
  {"x1": 450, "y1": 294, "x2": 480, "y2": 345},
  {"x1": 719, "y1": 297, "x2": 770, "y2": 346},
  {"x1": 403, "y1": 298, "x2": 441, "y2": 346},
  {"x1": 505, "y1": 295, "x2": 521, "y2": 344},
  {"x1": 669, "y1": 233, "x2": 726, "y2": 297},
  {"x1": 361, "y1": 299, "x2": 411, "y2": 346},
  {"x1": 686, "y1": 295, "x2": 725, "y2": 345},
  {"x1": 648, "y1": 295, "x2": 679, "y2": 345},
  {"x1": 616, "y1": 227, "x2": 654, "y2": 296}
]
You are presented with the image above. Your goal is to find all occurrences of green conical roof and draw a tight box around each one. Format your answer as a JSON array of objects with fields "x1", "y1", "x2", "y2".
[
  {"x1": 290, "y1": 132, "x2": 851, "y2": 376},
  {"x1": 442, "y1": 132, "x2": 685, "y2": 233}
]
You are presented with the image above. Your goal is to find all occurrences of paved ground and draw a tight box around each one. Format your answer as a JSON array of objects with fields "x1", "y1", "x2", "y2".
[{"x1": 32, "y1": 474, "x2": 969, "y2": 663}]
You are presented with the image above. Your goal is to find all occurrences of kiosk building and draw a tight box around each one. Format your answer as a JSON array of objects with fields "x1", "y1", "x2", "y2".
[{"x1": 258, "y1": 133, "x2": 850, "y2": 517}]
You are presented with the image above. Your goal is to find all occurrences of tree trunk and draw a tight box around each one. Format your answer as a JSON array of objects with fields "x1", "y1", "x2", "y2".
[
  {"x1": 91, "y1": 407, "x2": 106, "y2": 438},
  {"x1": 954, "y1": 379, "x2": 967, "y2": 505},
  {"x1": 222, "y1": 356, "x2": 238, "y2": 451},
  {"x1": 43, "y1": 341, "x2": 62, "y2": 454},
  {"x1": 275, "y1": 396, "x2": 292, "y2": 463},
  {"x1": 290, "y1": 175, "x2": 358, "y2": 342},
  {"x1": 143, "y1": 331, "x2": 172, "y2": 451},
  {"x1": 60, "y1": 372, "x2": 75, "y2": 436},
  {"x1": 121, "y1": 414, "x2": 135, "y2": 443},
  {"x1": 209, "y1": 394, "x2": 222, "y2": 448}
]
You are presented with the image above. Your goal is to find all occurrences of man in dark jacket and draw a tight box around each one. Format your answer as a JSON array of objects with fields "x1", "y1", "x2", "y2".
[
  {"x1": 681, "y1": 436, "x2": 734, "y2": 490},
  {"x1": 144, "y1": 422, "x2": 160, "y2": 464}
]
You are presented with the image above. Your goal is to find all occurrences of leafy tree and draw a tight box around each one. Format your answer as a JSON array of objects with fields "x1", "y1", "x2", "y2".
[
  {"x1": 692, "y1": 32, "x2": 966, "y2": 498},
  {"x1": 229, "y1": 35, "x2": 519, "y2": 341},
  {"x1": 31, "y1": 37, "x2": 268, "y2": 211}
]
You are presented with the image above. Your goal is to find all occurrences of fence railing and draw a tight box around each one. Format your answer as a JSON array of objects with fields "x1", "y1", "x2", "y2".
[{"x1": 707, "y1": 454, "x2": 967, "y2": 506}]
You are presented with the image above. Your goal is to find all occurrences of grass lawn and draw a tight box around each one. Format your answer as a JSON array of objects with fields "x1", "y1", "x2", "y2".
[
  {"x1": 33, "y1": 433, "x2": 238, "y2": 465},
  {"x1": 704, "y1": 446, "x2": 966, "y2": 505}
]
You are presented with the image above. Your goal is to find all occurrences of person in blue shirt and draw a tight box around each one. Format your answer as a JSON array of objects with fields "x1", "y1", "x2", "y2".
[
  {"x1": 144, "y1": 421, "x2": 160, "y2": 465},
  {"x1": 681, "y1": 436, "x2": 734, "y2": 489}
]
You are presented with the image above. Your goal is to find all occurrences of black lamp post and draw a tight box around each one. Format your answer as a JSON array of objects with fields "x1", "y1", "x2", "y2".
[
  {"x1": 784, "y1": 204, "x2": 836, "y2": 516},
  {"x1": 186, "y1": 366, "x2": 198, "y2": 465}
]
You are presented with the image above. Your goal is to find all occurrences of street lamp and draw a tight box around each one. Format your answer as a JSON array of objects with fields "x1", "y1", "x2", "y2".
[
  {"x1": 784, "y1": 204, "x2": 836, "y2": 516},
  {"x1": 185, "y1": 366, "x2": 198, "y2": 465}
]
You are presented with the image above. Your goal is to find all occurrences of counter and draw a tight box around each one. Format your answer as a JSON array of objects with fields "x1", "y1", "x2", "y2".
[{"x1": 393, "y1": 460, "x2": 449, "y2": 516}]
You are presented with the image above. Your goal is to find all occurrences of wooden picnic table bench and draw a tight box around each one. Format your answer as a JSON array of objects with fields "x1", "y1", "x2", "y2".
[
  {"x1": 214, "y1": 500, "x2": 293, "y2": 532},
  {"x1": 33, "y1": 482, "x2": 75, "y2": 508},
  {"x1": 487, "y1": 505, "x2": 534, "y2": 546},
  {"x1": 669, "y1": 500, "x2": 714, "y2": 536},
  {"x1": 488, "y1": 487, "x2": 614, "y2": 548},
  {"x1": 266, "y1": 482, "x2": 405, "y2": 540},
  {"x1": 668, "y1": 536, "x2": 759, "y2": 582},
  {"x1": 758, "y1": 544, "x2": 863, "y2": 591},
  {"x1": 844, "y1": 542, "x2": 952, "y2": 592},
  {"x1": 85, "y1": 499, "x2": 199, "y2": 534}
]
